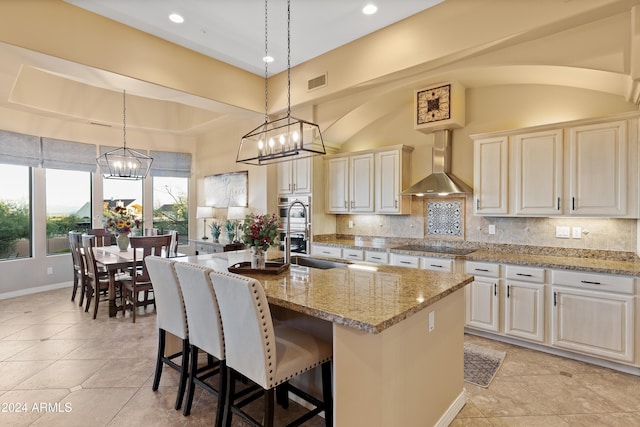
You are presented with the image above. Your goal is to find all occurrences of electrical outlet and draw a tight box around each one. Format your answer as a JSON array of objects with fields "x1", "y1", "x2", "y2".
[
  {"x1": 488, "y1": 224, "x2": 496, "y2": 235},
  {"x1": 348, "y1": 220, "x2": 354, "y2": 229},
  {"x1": 47, "y1": 267, "x2": 53, "y2": 275},
  {"x1": 428, "y1": 310, "x2": 435, "y2": 332},
  {"x1": 555, "y1": 226, "x2": 570, "y2": 238},
  {"x1": 572, "y1": 227, "x2": 582, "y2": 239}
]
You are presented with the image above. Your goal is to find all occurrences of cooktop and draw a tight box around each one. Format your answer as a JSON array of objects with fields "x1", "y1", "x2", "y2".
[{"x1": 391, "y1": 245, "x2": 475, "y2": 256}]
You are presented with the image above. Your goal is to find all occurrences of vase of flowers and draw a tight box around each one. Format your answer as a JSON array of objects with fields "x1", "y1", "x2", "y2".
[
  {"x1": 240, "y1": 213, "x2": 280, "y2": 269},
  {"x1": 103, "y1": 203, "x2": 141, "y2": 252}
]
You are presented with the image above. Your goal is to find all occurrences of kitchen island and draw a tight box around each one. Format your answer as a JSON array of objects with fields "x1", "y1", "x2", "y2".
[{"x1": 180, "y1": 252, "x2": 474, "y2": 427}]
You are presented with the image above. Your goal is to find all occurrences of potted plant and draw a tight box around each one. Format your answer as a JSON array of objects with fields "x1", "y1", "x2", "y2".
[{"x1": 209, "y1": 220, "x2": 221, "y2": 242}]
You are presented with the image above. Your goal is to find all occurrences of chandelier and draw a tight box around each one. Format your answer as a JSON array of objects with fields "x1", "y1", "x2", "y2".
[
  {"x1": 97, "y1": 90, "x2": 153, "y2": 180},
  {"x1": 236, "y1": 0, "x2": 325, "y2": 166}
]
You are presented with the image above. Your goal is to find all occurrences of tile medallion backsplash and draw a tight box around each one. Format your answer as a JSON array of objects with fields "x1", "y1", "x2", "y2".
[{"x1": 425, "y1": 198, "x2": 464, "y2": 240}]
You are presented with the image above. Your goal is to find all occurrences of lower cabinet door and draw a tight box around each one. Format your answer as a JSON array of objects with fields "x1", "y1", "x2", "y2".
[
  {"x1": 504, "y1": 281, "x2": 544, "y2": 342},
  {"x1": 551, "y1": 286, "x2": 634, "y2": 362},
  {"x1": 466, "y1": 278, "x2": 500, "y2": 332}
]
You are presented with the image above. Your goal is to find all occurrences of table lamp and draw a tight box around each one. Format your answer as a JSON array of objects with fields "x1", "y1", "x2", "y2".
[{"x1": 196, "y1": 206, "x2": 214, "y2": 240}]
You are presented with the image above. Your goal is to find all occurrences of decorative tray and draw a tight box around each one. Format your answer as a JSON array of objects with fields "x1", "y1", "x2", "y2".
[{"x1": 228, "y1": 262, "x2": 290, "y2": 275}]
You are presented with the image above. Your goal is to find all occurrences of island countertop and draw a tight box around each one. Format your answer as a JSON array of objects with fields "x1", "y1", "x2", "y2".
[{"x1": 179, "y1": 252, "x2": 473, "y2": 334}]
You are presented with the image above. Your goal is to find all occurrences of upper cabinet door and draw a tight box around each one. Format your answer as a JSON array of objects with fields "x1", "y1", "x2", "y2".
[
  {"x1": 292, "y1": 157, "x2": 312, "y2": 194},
  {"x1": 325, "y1": 157, "x2": 349, "y2": 213},
  {"x1": 568, "y1": 120, "x2": 627, "y2": 216},
  {"x1": 350, "y1": 153, "x2": 374, "y2": 212},
  {"x1": 474, "y1": 136, "x2": 508, "y2": 215},
  {"x1": 375, "y1": 150, "x2": 400, "y2": 214},
  {"x1": 277, "y1": 161, "x2": 293, "y2": 194},
  {"x1": 514, "y1": 129, "x2": 563, "y2": 215}
]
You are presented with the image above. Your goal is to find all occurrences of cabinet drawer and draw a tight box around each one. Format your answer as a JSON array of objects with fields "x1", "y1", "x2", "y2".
[
  {"x1": 422, "y1": 257, "x2": 453, "y2": 273},
  {"x1": 391, "y1": 254, "x2": 420, "y2": 268},
  {"x1": 311, "y1": 245, "x2": 342, "y2": 258},
  {"x1": 505, "y1": 265, "x2": 545, "y2": 283},
  {"x1": 343, "y1": 248, "x2": 364, "y2": 261},
  {"x1": 465, "y1": 261, "x2": 500, "y2": 277},
  {"x1": 365, "y1": 251, "x2": 389, "y2": 264},
  {"x1": 551, "y1": 269, "x2": 634, "y2": 294}
]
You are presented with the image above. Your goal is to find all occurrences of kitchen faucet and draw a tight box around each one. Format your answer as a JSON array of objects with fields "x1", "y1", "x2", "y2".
[{"x1": 284, "y1": 200, "x2": 309, "y2": 265}]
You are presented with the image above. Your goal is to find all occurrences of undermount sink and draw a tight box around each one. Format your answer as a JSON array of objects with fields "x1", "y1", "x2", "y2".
[{"x1": 279, "y1": 256, "x2": 347, "y2": 270}]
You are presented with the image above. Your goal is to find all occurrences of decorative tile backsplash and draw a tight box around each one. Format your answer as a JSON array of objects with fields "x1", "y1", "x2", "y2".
[
  {"x1": 425, "y1": 198, "x2": 464, "y2": 239},
  {"x1": 334, "y1": 195, "x2": 638, "y2": 252}
]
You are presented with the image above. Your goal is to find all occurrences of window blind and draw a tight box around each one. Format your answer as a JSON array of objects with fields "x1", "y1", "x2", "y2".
[
  {"x1": 42, "y1": 138, "x2": 97, "y2": 172},
  {"x1": 0, "y1": 130, "x2": 41, "y2": 167},
  {"x1": 149, "y1": 150, "x2": 192, "y2": 178}
]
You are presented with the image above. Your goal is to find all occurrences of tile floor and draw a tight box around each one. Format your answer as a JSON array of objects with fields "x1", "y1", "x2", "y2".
[{"x1": 0, "y1": 287, "x2": 638, "y2": 426}]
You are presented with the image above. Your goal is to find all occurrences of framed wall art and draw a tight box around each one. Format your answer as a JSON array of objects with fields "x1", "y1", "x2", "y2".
[{"x1": 204, "y1": 170, "x2": 248, "y2": 208}]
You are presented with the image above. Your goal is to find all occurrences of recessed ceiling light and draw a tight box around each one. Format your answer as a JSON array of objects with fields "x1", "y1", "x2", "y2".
[
  {"x1": 262, "y1": 55, "x2": 274, "y2": 63},
  {"x1": 169, "y1": 13, "x2": 184, "y2": 24},
  {"x1": 362, "y1": 4, "x2": 378, "y2": 15}
]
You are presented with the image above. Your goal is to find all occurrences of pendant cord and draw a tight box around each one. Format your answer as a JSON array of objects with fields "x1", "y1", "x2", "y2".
[
  {"x1": 122, "y1": 89, "x2": 127, "y2": 149},
  {"x1": 286, "y1": 0, "x2": 291, "y2": 118},
  {"x1": 264, "y1": 0, "x2": 269, "y2": 124}
]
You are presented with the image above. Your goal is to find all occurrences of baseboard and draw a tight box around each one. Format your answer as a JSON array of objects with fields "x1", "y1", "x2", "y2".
[
  {"x1": 434, "y1": 389, "x2": 466, "y2": 427},
  {"x1": 0, "y1": 282, "x2": 72, "y2": 301}
]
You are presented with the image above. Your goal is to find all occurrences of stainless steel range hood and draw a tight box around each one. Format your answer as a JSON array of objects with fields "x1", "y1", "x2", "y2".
[{"x1": 402, "y1": 129, "x2": 473, "y2": 196}]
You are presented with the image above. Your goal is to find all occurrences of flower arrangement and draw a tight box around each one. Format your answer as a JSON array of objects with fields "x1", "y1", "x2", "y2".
[
  {"x1": 103, "y1": 204, "x2": 140, "y2": 235},
  {"x1": 240, "y1": 213, "x2": 280, "y2": 252},
  {"x1": 209, "y1": 220, "x2": 222, "y2": 241}
]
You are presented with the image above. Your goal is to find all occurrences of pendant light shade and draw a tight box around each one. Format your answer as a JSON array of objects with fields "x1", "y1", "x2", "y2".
[
  {"x1": 97, "y1": 90, "x2": 153, "y2": 180},
  {"x1": 236, "y1": 0, "x2": 325, "y2": 166}
]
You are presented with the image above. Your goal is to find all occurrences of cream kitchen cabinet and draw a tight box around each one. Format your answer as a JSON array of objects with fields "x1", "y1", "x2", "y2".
[
  {"x1": 551, "y1": 269, "x2": 635, "y2": 363},
  {"x1": 277, "y1": 157, "x2": 311, "y2": 194},
  {"x1": 325, "y1": 153, "x2": 374, "y2": 213},
  {"x1": 504, "y1": 265, "x2": 546, "y2": 343},
  {"x1": 464, "y1": 261, "x2": 501, "y2": 332},
  {"x1": 473, "y1": 136, "x2": 508, "y2": 215},
  {"x1": 473, "y1": 112, "x2": 639, "y2": 218},
  {"x1": 375, "y1": 146, "x2": 413, "y2": 214},
  {"x1": 513, "y1": 129, "x2": 563, "y2": 215}
]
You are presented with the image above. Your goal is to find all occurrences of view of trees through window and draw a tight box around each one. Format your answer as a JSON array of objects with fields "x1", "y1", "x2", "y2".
[
  {"x1": 153, "y1": 176, "x2": 188, "y2": 245},
  {"x1": 0, "y1": 164, "x2": 32, "y2": 260},
  {"x1": 45, "y1": 169, "x2": 91, "y2": 255}
]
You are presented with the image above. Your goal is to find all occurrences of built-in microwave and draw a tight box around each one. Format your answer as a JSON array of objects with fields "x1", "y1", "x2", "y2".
[{"x1": 277, "y1": 195, "x2": 310, "y2": 255}]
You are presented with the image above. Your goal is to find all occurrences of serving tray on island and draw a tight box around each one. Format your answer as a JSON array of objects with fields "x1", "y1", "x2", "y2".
[{"x1": 228, "y1": 262, "x2": 290, "y2": 275}]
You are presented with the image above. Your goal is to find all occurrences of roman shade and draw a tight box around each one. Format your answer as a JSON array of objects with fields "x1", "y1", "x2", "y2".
[
  {"x1": 42, "y1": 137, "x2": 97, "y2": 172},
  {"x1": 0, "y1": 130, "x2": 41, "y2": 167},
  {"x1": 149, "y1": 150, "x2": 192, "y2": 178}
]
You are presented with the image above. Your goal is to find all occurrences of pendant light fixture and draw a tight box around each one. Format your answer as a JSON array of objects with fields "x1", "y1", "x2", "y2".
[
  {"x1": 236, "y1": 0, "x2": 325, "y2": 166},
  {"x1": 97, "y1": 90, "x2": 153, "y2": 180}
]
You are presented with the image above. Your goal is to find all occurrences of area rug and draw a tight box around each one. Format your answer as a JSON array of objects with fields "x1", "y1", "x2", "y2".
[{"x1": 464, "y1": 342, "x2": 506, "y2": 388}]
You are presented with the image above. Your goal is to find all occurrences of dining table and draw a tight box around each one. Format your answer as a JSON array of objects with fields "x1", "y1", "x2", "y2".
[{"x1": 92, "y1": 245, "x2": 182, "y2": 317}]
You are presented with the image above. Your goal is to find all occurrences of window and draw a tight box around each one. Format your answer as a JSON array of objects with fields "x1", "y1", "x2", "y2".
[
  {"x1": 0, "y1": 164, "x2": 32, "y2": 260},
  {"x1": 153, "y1": 176, "x2": 188, "y2": 245},
  {"x1": 45, "y1": 169, "x2": 91, "y2": 255},
  {"x1": 103, "y1": 179, "x2": 143, "y2": 234}
]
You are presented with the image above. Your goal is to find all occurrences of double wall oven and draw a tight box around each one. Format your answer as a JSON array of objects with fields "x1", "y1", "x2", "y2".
[{"x1": 277, "y1": 195, "x2": 310, "y2": 256}]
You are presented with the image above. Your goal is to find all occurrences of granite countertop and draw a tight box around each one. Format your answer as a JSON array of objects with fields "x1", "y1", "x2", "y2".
[
  {"x1": 183, "y1": 251, "x2": 473, "y2": 334},
  {"x1": 312, "y1": 236, "x2": 640, "y2": 276}
]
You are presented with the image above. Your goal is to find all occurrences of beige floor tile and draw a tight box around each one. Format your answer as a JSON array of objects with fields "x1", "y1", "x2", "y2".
[
  {"x1": 487, "y1": 415, "x2": 570, "y2": 426},
  {"x1": 0, "y1": 388, "x2": 70, "y2": 426},
  {"x1": 2, "y1": 324, "x2": 72, "y2": 341},
  {"x1": 0, "y1": 360, "x2": 54, "y2": 390},
  {"x1": 572, "y1": 371, "x2": 640, "y2": 412},
  {"x1": 0, "y1": 339, "x2": 38, "y2": 361},
  {"x1": 559, "y1": 412, "x2": 640, "y2": 426},
  {"x1": 0, "y1": 324, "x2": 31, "y2": 339},
  {"x1": 7, "y1": 339, "x2": 87, "y2": 361},
  {"x1": 82, "y1": 358, "x2": 155, "y2": 388},
  {"x1": 62, "y1": 337, "x2": 155, "y2": 360},
  {"x1": 106, "y1": 385, "x2": 195, "y2": 427},
  {"x1": 31, "y1": 387, "x2": 137, "y2": 427},
  {"x1": 466, "y1": 376, "x2": 555, "y2": 418},
  {"x1": 14, "y1": 359, "x2": 104, "y2": 390},
  {"x1": 456, "y1": 396, "x2": 486, "y2": 418}
]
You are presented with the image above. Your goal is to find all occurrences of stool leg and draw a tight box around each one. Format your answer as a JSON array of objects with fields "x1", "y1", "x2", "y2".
[
  {"x1": 215, "y1": 360, "x2": 227, "y2": 427},
  {"x1": 183, "y1": 344, "x2": 198, "y2": 416},
  {"x1": 322, "y1": 362, "x2": 333, "y2": 427},
  {"x1": 175, "y1": 338, "x2": 190, "y2": 410},
  {"x1": 264, "y1": 388, "x2": 275, "y2": 427},
  {"x1": 276, "y1": 383, "x2": 289, "y2": 408},
  {"x1": 152, "y1": 329, "x2": 166, "y2": 391}
]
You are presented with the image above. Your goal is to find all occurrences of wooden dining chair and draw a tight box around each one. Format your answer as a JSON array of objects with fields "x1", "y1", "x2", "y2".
[
  {"x1": 68, "y1": 231, "x2": 87, "y2": 306},
  {"x1": 121, "y1": 234, "x2": 172, "y2": 323},
  {"x1": 89, "y1": 228, "x2": 112, "y2": 247},
  {"x1": 82, "y1": 235, "x2": 125, "y2": 319}
]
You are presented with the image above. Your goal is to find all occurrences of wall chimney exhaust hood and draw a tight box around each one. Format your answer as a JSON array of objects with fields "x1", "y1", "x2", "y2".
[{"x1": 401, "y1": 129, "x2": 473, "y2": 196}]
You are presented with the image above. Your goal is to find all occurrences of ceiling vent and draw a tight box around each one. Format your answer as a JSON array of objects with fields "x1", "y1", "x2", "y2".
[{"x1": 307, "y1": 73, "x2": 327, "y2": 91}]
